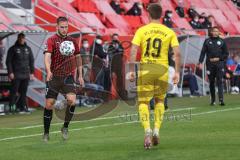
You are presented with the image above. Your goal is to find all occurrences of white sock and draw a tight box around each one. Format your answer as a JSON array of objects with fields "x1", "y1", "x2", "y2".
[
  {"x1": 145, "y1": 128, "x2": 152, "y2": 136},
  {"x1": 153, "y1": 128, "x2": 159, "y2": 136}
]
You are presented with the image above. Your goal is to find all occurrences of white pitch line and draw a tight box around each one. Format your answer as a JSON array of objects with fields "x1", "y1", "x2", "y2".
[
  {"x1": 0, "y1": 107, "x2": 240, "y2": 142},
  {"x1": 19, "y1": 107, "x2": 195, "y2": 129},
  {"x1": 191, "y1": 107, "x2": 240, "y2": 116},
  {"x1": 0, "y1": 128, "x2": 23, "y2": 130},
  {"x1": 0, "y1": 121, "x2": 138, "y2": 142}
]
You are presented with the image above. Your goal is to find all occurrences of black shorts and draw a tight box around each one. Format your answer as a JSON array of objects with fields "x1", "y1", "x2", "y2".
[{"x1": 46, "y1": 75, "x2": 76, "y2": 99}]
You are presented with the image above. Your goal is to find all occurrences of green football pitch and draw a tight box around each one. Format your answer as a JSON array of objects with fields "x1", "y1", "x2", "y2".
[{"x1": 0, "y1": 94, "x2": 239, "y2": 160}]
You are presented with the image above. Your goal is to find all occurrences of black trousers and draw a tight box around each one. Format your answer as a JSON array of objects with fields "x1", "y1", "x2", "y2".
[
  {"x1": 207, "y1": 61, "x2": 224, "y2": 102},
  {"x1": 9, "y1": 78, "x2": 29, "y2": 111},
  {"x1": 230, "y1": 75, "x2": 240, "y2": 87}
]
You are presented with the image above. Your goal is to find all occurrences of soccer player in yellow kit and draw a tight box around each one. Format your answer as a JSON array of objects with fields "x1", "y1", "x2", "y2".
[{"x1": 129, "y1": 3, "x2": 181, "y2": 149}]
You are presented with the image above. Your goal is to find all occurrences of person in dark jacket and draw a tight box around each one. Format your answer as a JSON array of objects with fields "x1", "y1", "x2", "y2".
[
  {"x1": 199, "y1": 13, "x2": 212, "y2": 29},
  {"x1": 92, "y1": 36, "x2": 107, "y2": 59},
  {"x1": 175, "y1": 0, "x2": 185, "y2": 18},
  {"x1": 91, "y1": 36, "x2": 110, "y2": 90},
  {"x1": 188, "y1": 5, "x2": 198, "y2": 19},
  {"x1": 0, "y1": 40, "x2": 4, "y2": 69},
  {"x1": 198, "y1": 27, "x2": 229, "y2": 106},
  {"x1": 108, "y1": 33, "x2": 124, "y2": 59},
  {"x1": 231, "y1": 0, "x2": 240, "y2": 7},
  {"x1": 163, "y1": 10, "x2": 173, "y2": 28},
  {"x1": 6, "y1": 33, "x2": 34, "y2": 113},
  {"x1": 126, "y1": 2, "x2": 143, "y2": 16},
  {"x1": 80, "y1": 39, "x2": 91, "y2": 83},
  {"x1": 110, "y1": 0, "x2": 125, "y2": 15},
  {"x1": 189, "y1": 15, "x2": 201, "y2": 29}
]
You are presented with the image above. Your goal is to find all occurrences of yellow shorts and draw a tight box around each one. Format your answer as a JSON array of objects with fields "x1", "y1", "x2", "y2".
[{"x1": 137, "y1": 63, "x2": 169, "y2": 102}]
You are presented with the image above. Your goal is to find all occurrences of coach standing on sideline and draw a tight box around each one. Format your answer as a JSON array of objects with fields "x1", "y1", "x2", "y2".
[
  {"x1": 6, "y1": 33, "x2": 34, "y2": 113},
  {"x1": 198, "y1": 27, "x2": 229, "y2": 106}
]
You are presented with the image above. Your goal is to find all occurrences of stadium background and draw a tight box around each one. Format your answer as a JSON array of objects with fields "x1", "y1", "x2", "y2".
[{"x1": 1, "y1": 0, "x2": 239, "y2": 109}]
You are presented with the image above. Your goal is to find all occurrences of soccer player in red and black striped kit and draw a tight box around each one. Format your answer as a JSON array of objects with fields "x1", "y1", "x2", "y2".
[{"x1": 43, "y1": 17, "x2": 84, "y2": 141}]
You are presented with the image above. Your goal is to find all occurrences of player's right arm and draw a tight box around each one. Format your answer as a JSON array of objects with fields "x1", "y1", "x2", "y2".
[
  {"x1": 44, "y1": 38, "x2": 53, "y2": 81},
  {"x1": 129, "y1": 44, "x2": 139, "y2": 81},
  {"x1": 198, "y1": 40, "x2": 207, "y2": 69},
  {"x1": 130, "y1": 29, "x2": 142, "y2": 81},
  {"x1": 44, "y1": 52, "x2": 52, "y2": 81}
]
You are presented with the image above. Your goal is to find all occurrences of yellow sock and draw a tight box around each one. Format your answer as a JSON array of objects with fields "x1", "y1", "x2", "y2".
[
  {"x1": 138, "y1": 103, "x2": 150, "y2": 132},
  {"x1": 154, "y1": 102, "x2": 165, "y2": 132}
]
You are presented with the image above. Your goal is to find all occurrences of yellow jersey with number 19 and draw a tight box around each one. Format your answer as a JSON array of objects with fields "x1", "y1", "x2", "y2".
[{"x1": 132, "y1": 23, "x2": 179, "y2": 65}]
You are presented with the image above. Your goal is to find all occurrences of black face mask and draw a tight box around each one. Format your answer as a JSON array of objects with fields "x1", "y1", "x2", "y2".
[{"x1": 112, "y1": 40, "x2": 119, "y2": 43}]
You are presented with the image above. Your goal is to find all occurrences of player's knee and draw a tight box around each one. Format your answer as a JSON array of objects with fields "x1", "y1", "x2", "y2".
[
  {"x1": 155, "y1": 97, "x2": 164, "y2": 104},
  {"x1": 138, "y1": 101, "x2": 149, "y2": 106},
  {"x1": 45, "y1": 99, "x2": 55, "y2": 109},
  {"x1": 66, "y1": 94, "x2": 76, "y2": 106},
  {"x1": 67, "y1": 100, "x2": 76, "y2": 106}
]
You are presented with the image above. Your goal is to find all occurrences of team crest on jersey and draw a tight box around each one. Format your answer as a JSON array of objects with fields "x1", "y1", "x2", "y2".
[
  {"x1": 217, "y1": 41, "x2": 222, "y2": 46},
  {"x1": 25, "y1": 48, "x2": 29, "y2": 54},
  {"x1": 209, "y1": 41, "x2": 213, "y2": 45},
  {"x1": 16, "y1": 49, "x2": 21, "y2": 53}
]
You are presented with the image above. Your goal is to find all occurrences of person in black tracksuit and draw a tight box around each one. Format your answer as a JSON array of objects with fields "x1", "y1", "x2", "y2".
[
  {"x1": 163, "y1": 10, "x2": 173, "y2": 28},
  {"x1": 189, "y1": 15, "x2": 201, "y2": 29},
  {"x1": 110, "y1": 0, "x2": 125, "y2": 15},
  {"x1": 175, "y1": 0, "x2": 185, "y2": 18},
  {"x1": 188, "y1": 5, "x2": 198, "y2": 19},
  {"x1": 91, "y1": 35, "x2": 111, "y2": 91},
  {"x1": 198, "y1": 27, "x2": 229, "y2": 106},
  {"x1": 126, "y1": 2, "x2": 142, "y2": 16},
  {"x1": 6, "y1": 33, "x2": 34, "y2": 112}
]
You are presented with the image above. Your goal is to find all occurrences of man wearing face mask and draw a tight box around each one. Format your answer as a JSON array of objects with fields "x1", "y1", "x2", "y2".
[
  {"x1": 80, "y1": 39, "x2": 91, "y2": 83},
  {"x1": 126, "y1": 2, "x2": 143, "y2": 16},
  {"x1": 189, "y1": 15, "x2": 201, "y2": 29},
  {"x1": 6, "y1": 33, "x2": 34, "y2": 113},
  {"x1": 198, "y1": 27, "x2": 229, "y2": 106},
  {"x1": 92, "y1": 35, "x2": 107, "y2": 60},
  {"x1": 110, "y1": 0, "x2": 125, "y2": 15},
  {"x1": 102, "y1": 42, "x2": 111, "y2": 91},
  {"x1": 163, "y1": 10, "x2": 173, "y2": 28},
  {"x1": 199, "y1": 13, "x2": 211, "y2": 29},
  {"x1": 91, "y1": 36, "x2": 109, "y2": 89},
  {"x1": 108, "y1": 33, "x2": 124, "y2": 58}
]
